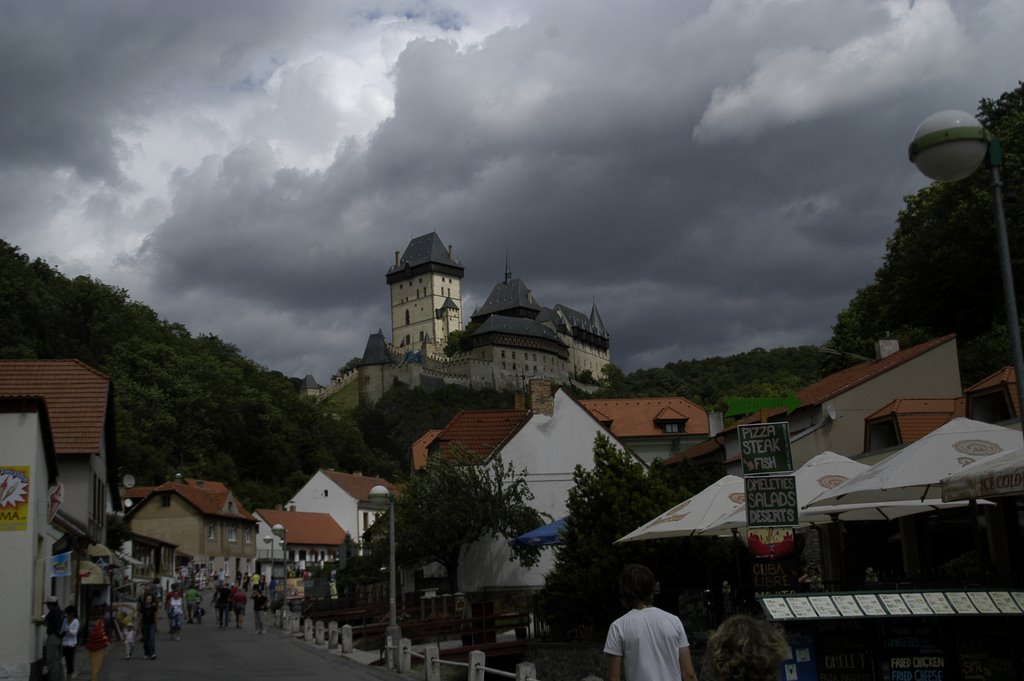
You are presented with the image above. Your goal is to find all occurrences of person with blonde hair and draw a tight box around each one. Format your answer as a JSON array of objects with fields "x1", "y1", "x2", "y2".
[{"x1": 704, "y1": 615, "x2": 789, "y2": 681}]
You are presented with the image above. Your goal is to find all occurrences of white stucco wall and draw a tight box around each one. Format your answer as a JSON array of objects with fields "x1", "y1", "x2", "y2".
[
  {"x1": 289, "y1": 471, "x2": 385, "y2": 546},
  {"x1": 458, "y1": 390, "x2": 624, "y2": 591},
  {"x1": 0, "y1": 412, "x2": 57, "y2": 681}
]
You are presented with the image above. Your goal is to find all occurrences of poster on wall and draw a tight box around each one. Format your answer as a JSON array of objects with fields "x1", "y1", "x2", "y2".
[
  {"x1": 0, "y1": 466, "x2": 31, "y2": 531},
  {"x1": 749, "y1": 527, "x2": 799, "y2": 594},
  {"x1": 50, "y1": 551, "x2": 72, "y2": 578}
]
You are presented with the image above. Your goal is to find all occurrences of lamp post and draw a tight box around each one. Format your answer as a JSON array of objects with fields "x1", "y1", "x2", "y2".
[
  {"x1": 272, "y1": 523, "x2": 287, "y2": 601},
  {"x1": 368, "y1": 484, "x2": 400, "y2": 672},
  {"x1": 909, "y1": 110, "x2": 1024, "y2": 430},
  {"x1": 262, "y1": 534, "x2": 274, "y2": 594}
]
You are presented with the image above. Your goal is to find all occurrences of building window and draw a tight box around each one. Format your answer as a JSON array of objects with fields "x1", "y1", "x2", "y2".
[
  {"x1": 405, "y1": 310, "x2": 410, "y2": 325},
  {"x1": 161, "y1": 494, "x2": 171, "y2": 508},
  {"x1": 663, "y1": 423, "x2": 681, "y2": 433},
  {"x1": 501, "y1": 350, "x2": 505, "y2": 358},
  {"x1": 245, "y1": 527, "x2": 252, "y2": 544},
  {"x1": 208, "y1": 522, "x2": 216, "y2": 540},
  {"x1": 228, "y1": 523, "x2": 237, "y2": 542}
]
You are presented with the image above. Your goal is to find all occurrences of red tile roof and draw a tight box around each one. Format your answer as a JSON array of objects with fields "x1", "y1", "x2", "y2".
[
  {"x1": 965, "y1": 366, "x2": 1020, "y2": 417},
  {"x1": 0, "y1": 359, "x2": 112, "y2": 455},
  {"x1": 129, "y1": 478, "x2": 255, "y2": 521},
  {"x1": 255, "y1": 508, "x2": 346, "y2": 545},
  {"x1": 580, "y1": 397, "x2": 709, "y2": 437},
  {"x1": 430, "y1": 409, "x2": 531, "y2": 462},
  {"x1": 661, "y1": 335, "x2": 958, "y2": 465},
  {"x1": 865, "y1": 397, "x2": 965, "y2": 444},
  {"x1": 318, "y1": 469, "x2": 398, "y2": 501},
  {"x1": 411, "y1": 429, "x2": 442, "y2": 471}
]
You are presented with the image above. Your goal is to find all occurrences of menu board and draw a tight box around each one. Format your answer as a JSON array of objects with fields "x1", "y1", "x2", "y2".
[
  {"x1": 900, "y1": 593, "x2": 933, "y2": 615},
  {"x1": 988, "y1": 592, "x2": 1022, "y2": 614},
  {"x1": 855, "y1": 594, "x2": 887, "y2": 617},
  {"x1": 878, "y1": 594, "x2": 911, "y2": 616},
  {"x1": 809, "y1": 596, "x2": 840, "y2": 619},
  {"x1": 923, "y1": 593, "x2": 955, "y2": 615},
  {"x1": 946, "y1": 592, "x2": 979, "y2": 614},
  {"x1": 758, "y1": 590, "x2": 1024, "y2": 620},
  {"x1": 831, "y1": 595, "x2": 864, "y2": 617},
  {"x1": 762, "y1": 597, "x2": 795, "y2": 620},
  {"x1": 967, "y1": 592, "x2": 1000, "y2": 614}
]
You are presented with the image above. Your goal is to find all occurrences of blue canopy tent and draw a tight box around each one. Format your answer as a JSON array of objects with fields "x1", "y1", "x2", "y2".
[{"x1": 510, "y1": 517, "x2": 568, "y2": 548}]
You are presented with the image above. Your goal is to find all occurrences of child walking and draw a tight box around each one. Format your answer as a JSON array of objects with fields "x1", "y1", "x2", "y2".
[{"x1": 123, "y1": 624, "x2": 136, "y2": 660}]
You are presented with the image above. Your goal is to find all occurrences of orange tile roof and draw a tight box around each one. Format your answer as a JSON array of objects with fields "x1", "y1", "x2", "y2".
[
  {"x1": 130, "y1": 478, "x2": 255, "y2": 521},
  {"x1": 865, "y1": 397, "x2": 965, "y2": 444},
  {"x1": 318, "y1": 469, "x2": 399, "y2": 501},
  {"x1": 411, "y1": 429, "x2": 442, "y2": 471},
  {"x1": 431, "y1": 409, "x2": 532, "y2": 462},
  {"x1": 255, "y1": 508, "x2": 346, "y2": 545},
  {"x1": 0, "y1": 359, "x2": 112, "y2": 455},
  {"x1": 580, "y1": 397, "x2": 709, "y2": 437},
  {"x1": 660, "y1": 335, "x2": 958, "y2": 465},
  {"x1": 965, "y1": 366, "x2": 1020, "y2": 417}
]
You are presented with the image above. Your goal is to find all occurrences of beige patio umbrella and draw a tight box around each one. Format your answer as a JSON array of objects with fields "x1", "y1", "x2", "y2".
[
  {"x1": 805, "y1": 417, "x2": 1023, "y2": 507},
  {"x1": 941, "y1": 446, "x2": 1024, "y2": 501},
  {"x1": 616, "y1": 475, "x2": 745, "y2": 542},
  {"x1": 705, "y1": 451, "x2": 976, "y2": 534}
]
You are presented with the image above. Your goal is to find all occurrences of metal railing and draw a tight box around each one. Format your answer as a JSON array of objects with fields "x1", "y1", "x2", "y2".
[{"x1": 409, "y1": 644, "x2": 539, "y2": 681}]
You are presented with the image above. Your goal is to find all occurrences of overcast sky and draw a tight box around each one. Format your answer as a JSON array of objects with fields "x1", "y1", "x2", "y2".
[{"x1": 2, "y1": 1, "x2": 1022, "y2": 383}]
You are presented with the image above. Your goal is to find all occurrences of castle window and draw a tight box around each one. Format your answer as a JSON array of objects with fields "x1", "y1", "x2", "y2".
[
  {"x1": 405, "y1": 310, "x2": 410, "y2": 325},
  {"x1": 419, "y1": 331, "x2": 424, "y2": 341},
  {"x1": 501, "y1": 350, "x2": 505, "y2": 358},
  {"x1": 502, "y1": 362, "x2": 506, "y2": 369}
]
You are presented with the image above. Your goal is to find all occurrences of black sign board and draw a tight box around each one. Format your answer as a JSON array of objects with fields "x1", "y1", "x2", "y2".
[
  {"x1": 738, "y1": 422, "x2": 793, "y2": 475},
  {"x1": 744, "y1": 475, "x2": 798, "y2": 528}
]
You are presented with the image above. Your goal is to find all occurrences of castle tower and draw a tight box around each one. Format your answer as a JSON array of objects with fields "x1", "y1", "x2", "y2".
[{"x1": 386, "y1": 232, "x2": 464, "y2": 352}]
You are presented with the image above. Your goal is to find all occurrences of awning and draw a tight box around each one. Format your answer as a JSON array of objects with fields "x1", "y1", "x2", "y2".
[
  {"x1": 79, "y1": 560, "x2": 109, "y2": 585},
  {"x1": 510, "y1": 518, "x2": 568, "y2": 547}
]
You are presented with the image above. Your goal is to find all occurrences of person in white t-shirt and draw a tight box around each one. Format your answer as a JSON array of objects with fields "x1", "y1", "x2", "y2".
[{"x1": 603, "y1": 564, "x2": 698, "y2": 681}]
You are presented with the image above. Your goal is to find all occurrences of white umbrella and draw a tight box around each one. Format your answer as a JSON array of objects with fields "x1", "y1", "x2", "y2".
[
  {"x1": 616, "y1": 475, "x2": 745, "y2": 542},
  {"x1": 941, "y1": 446, "x2": 1024, "y2": 501},
  {"x1": 805, "y1": 417, "x2": 1022, "y2": 507},
  {"x1": 704, "y1": 452, "x2": 973, "y2": 534}
]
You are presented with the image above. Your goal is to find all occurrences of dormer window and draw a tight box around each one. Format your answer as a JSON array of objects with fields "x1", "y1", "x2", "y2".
[{"x1": 662, "y1": 422, "x2": 681, "y2": 434}]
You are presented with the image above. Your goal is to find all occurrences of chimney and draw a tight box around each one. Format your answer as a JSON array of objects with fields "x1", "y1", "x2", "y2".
[
  {"x1": 289, "y1": 503, "x2": 297, "y2": 512},
  {"x1": 529, "y1": 379, "x2": 554, "y2": 416},
  {"x1": 875, "y1": 338, "x2": 900, "y2": 360},
  {"x1": 448, "y1": 244, "x2": 454, "y2": 260},
  {"x1": 514, "y1": 391, "x2": 526, "y2": 410},
  {"x1": 708, "y1": 412, "x2": 724, "y2": 438},
  {"x1": 395, "y1": 251, "x2": 400, "y2": 267}
]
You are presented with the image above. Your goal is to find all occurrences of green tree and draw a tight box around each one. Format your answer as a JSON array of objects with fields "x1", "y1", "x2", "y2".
[
  {"x1": 828, "y1": 81, "x2": 1024, "y2": 381},
  {"x1": 392, "y1": 453, "x2": 544, "y2": 593},
  {"x1": 541, "y1": 434, "x2": 729, "y2": 633}
]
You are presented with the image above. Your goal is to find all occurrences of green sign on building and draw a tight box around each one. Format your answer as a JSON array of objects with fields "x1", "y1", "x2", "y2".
[
  {"x1": 738, "y1": 422, "x2": 793, "y2": 475},
  {"x1": 744, "y1": 475, "x2": 798, "y2": 528}
]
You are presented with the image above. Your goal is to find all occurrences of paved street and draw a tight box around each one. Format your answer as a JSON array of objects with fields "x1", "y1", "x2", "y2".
[{"x1": 81, "y1": 615, "x2": 404, "y2": 681}]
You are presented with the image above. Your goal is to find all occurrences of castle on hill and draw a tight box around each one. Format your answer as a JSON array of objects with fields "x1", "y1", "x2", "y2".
[{"x1": 340, "y1": 232, "x2": 611, "y2": 404}]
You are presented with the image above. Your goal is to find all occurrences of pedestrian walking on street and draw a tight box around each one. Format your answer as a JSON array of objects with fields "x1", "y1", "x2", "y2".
[
  {"x1": 139, "y1": 593, "x2": 159, "y2": 660},
  {"x1": 603, "y1": 564, "x2": 698, "y2": 681},
  {"x1": 213, "y1": 583, "x2": 232, "y2": 628},
  {"x1": 42, "y1": 596, "x2": 66, "y2": 681},
  {"x1": 166, "y1": 586, "x2": 184, "y2": 640},
  {"x1": 61, "y1": 605, "x2": 80, "y2": 679},
  {"x1": 232, "y1": 585, "x2": 248, "y2": 628},
  {"x1": 252, "y1": 588, "x2": 268, "y2": 634},
  {"x1": 184, "y1": 583, "x2": 201, "y2": 623},
  {"x1": 85, "y1": 616, "x2": 111, "y2": 681}
]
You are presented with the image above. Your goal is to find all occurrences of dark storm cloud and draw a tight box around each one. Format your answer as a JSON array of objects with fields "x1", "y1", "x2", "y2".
[{"x1": 2, "y1": 0, "x2": 1022, "y2": 382}]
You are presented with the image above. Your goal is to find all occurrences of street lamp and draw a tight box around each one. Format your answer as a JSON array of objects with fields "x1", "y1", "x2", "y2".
[
  {"x1": 262, "y1": 534, "x2": 274, "y2": 593},
  {"x1": 909, "y1": 110, "x2": 1024, "y2": 430},
  {"x1": 368, "y1": 484, "x2": 400, "y2": 672},
  {"x1": 272, "y1": 523, "x2": 287, "y2": 588}
]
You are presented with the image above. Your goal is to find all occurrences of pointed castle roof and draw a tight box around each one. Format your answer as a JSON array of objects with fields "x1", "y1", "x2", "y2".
[
  {"x1": 359, "y1": 329, "x2": 394, "y2": 366},
  {"x1": 386, "y1": 232, "x2": 464, "y2": 283}
]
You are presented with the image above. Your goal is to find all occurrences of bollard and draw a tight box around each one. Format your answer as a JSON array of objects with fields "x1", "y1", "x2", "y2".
[
  {"x1": 304, "y1": 618, "x2": 313, "y2": 642},
  {"x1": 469, "y1": 650, "x2": 486, "y2": 681},
  {"x1": 291, "y1": 615, "x2": 300, "y2": 635},
  {"x1": 315, "y1": 620, "x2": 325, "y2": 646},
  {"x1": 328, "y1": 622, "x2": 338, "y2": 650},
  {"x1": 399, "y1": 637, "x2": 411, "y2": 673},
  {"x1": 516, "y1": 662, "x2": 536, "y2": 681},
  {"x1": 341, "y1": 624, "x2": 353, "y2": 653},
  {"x1": 424, "y1": 645, "x2": 440, "y2": 681}
]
